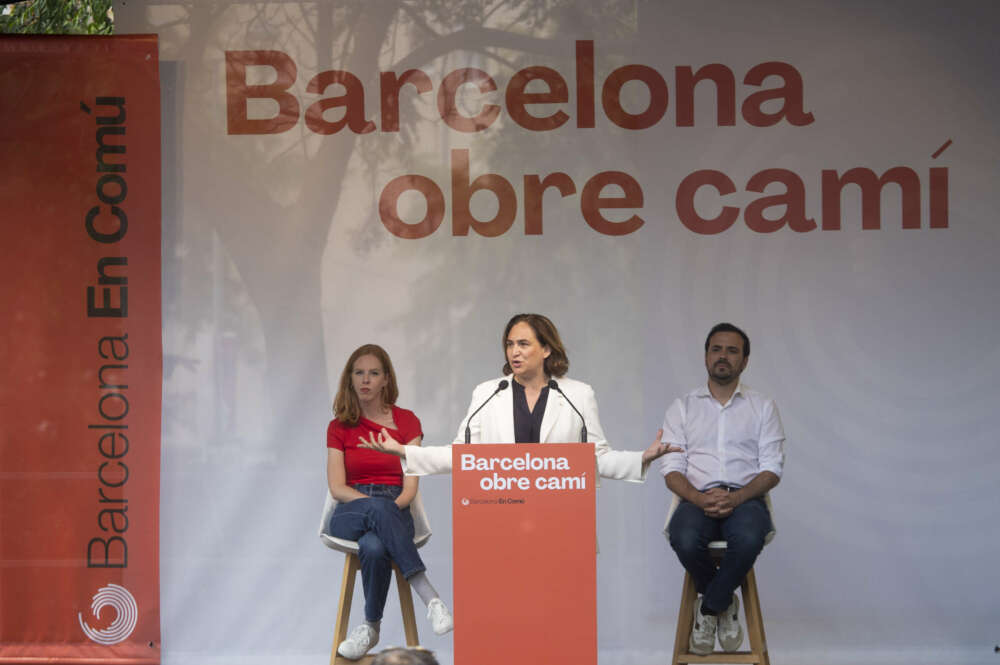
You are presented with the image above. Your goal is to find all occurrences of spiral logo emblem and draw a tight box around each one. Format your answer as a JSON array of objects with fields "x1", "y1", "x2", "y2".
[{"x1": 78, "y1": 583, "x2": 138, "y2": 645}]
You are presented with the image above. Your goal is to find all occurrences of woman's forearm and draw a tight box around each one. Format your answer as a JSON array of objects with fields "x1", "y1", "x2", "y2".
[{"x1": 329, "y1": 484, "x2": 369, "y2": 503}]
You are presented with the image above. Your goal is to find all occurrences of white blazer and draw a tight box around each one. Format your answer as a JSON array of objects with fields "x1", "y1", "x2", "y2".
[{"x1": 403, "y1": 377, "x2": 646, "y2": 482}]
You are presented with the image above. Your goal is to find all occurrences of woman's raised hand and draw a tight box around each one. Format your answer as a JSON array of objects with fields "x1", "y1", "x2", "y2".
[
  {"x1": 641, "y1": 428, "x2": 683, "y2": 465},
  {"x1": 358, "y1": 428, "x2": 406, "y2": 457}
]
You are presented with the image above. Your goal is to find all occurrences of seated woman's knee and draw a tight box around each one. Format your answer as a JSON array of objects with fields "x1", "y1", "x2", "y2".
[{"x1": 358, "y1": 532, "x2": 389, "y2": 561}]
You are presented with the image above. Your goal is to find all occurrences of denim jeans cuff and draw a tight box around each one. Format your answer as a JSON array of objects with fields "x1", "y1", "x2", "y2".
[{"x1": 402, "y1": 564, "x2": 426, "y2": 580}]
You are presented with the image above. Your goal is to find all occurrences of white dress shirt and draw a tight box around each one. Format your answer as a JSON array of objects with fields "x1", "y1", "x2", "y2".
[{"x1": 657, "y1": 383, "x2": 785, "y2": 490}]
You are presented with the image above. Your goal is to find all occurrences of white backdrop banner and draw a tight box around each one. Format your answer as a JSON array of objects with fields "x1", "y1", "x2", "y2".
[{"x1": 119, "y1": 2, "x2": 1000, "y2": 663}]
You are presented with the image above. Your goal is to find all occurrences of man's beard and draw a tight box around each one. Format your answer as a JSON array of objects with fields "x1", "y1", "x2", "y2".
[{"x1": 709, "y1": 362, "x2": 738, "y2": 385}]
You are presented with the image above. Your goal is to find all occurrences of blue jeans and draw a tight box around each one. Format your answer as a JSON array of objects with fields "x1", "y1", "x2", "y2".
[
  {"x1": 668, "y1": 495, "x2": 772, "y2": 614},
  {"x1": 328, "y1": 484, "x2": 425, "y2": 622}
]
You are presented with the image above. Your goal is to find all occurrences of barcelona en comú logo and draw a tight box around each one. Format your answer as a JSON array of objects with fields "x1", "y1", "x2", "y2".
[{"x1": 78, "y1": 583, "x2": 138, "y2": 645}]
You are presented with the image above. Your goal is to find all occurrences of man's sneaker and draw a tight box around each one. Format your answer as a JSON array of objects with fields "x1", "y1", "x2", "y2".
[
  {"x1": 718, "y1": 593, "x2": 744, "y2": 651},
  {"x1": 689, "y1": 596, "x2": 717, "y2": 655},
  {"x1": 337, "y1": 624, "x2": 378, "y2": 660},
  {"x1": 427, "y1": 598, "x2": 454, "y2": 635}
]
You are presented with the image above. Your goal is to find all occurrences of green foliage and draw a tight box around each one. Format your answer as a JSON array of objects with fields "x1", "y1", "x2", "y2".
[{"x1": 0, "y1": 0, "x2": 114, "y2": 35}]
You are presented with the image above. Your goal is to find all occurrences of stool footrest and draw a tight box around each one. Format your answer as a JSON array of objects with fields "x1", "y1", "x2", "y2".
[{"x1": 675, "y1": 652, "x2": 762, "y2": 664}]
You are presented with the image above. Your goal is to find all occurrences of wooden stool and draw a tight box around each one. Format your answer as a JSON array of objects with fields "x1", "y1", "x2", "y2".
[
  {"x1": 671, "y1": 542, "x2": 770, "y2": 665},
  {"x1": 330, "y1": 553, "x2": 420, "y2": 665}
]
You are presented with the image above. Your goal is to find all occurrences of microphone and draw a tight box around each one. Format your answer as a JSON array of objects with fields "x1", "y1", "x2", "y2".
[
  {"x1": 548, "y1": 379, "x2": 587, "y2": 443},
  {"x1": 464, "y1": 380, "x2": 509, "y2": 443}
]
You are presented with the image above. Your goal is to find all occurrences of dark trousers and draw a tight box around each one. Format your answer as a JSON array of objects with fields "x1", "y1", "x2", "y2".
[{"x1": 668, "y1": 496, "x2": 772, "y2": 614}]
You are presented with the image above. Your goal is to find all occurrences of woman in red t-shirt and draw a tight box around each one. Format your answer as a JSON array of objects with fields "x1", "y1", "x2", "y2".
[{"x1": 326, "y1": 344, "x2": 453, "y2": 660}]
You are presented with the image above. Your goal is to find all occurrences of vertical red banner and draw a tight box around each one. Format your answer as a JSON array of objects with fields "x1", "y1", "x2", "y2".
[
  {"x1": 452, "y1": 444, "x2": 597, "y2": 665},
  {"x1": 0, "y1": 35, "x2": 161, "y2": 663}
]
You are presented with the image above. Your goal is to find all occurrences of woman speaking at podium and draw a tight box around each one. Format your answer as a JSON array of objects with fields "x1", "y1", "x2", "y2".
[{"x1": 361, "y1": 314, "x2": 676, "y2": 478}]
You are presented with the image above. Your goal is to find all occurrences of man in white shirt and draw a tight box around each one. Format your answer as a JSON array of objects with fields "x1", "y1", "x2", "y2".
[{"x1": 659, "y1": 323, "x2": 785, "y2": 655}]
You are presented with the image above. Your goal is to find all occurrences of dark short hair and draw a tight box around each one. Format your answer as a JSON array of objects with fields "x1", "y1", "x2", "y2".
[
  {"x1": 332, "y1": 343, "x2": 399, "y2": 425},
  {"x1": 704, "y1": 322, "x2": 750, "y2": 358},
  {"x1": 372, "y1": 647, "x2": 440, "y2": 665},
  {"x1": 501, "y1": 313, "x2": 569, "y2": 378}
]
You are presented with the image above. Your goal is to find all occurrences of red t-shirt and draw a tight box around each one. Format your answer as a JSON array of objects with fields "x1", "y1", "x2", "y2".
[{"x1": 327, "y1": 406, "x2": 422, "y2": 486}]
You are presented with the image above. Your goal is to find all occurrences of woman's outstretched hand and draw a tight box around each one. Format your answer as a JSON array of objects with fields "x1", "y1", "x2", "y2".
[
  {"x1": 641, "y1": 428, "x2": 683, "y2": 465},
  {"x1": 358, "y1": 428, "x2": 406, "y2": 457}
]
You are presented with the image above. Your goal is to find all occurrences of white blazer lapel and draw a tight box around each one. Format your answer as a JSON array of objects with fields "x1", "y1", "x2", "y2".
[
  {"x1": 538, "y1": 385, "x2": 564, "y2": 443},
  {"x1": 485, "y1": 380, "x2": 515, "y2": 443}
]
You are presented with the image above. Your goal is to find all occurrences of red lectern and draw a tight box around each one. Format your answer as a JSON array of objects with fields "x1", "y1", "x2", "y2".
[{"x1": 452, "y1": 444, "x2": 596, "y2": 665}]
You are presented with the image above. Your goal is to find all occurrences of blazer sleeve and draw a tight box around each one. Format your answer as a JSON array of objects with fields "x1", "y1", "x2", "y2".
[
  {"x1": 581, "y1": 383, "x2": 647, "y2": 483},
  {"x1": 402, "y1": 445, "x2": 454, "y2": 476}
]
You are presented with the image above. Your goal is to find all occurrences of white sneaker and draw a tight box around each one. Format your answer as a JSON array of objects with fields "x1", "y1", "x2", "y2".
[
  {"x1": 717, "y1": 593, "x2": 743, "y2": 651},
  {"x1": 427, "y1": 598, "x2": 454, "y2": 635},
  {"x1": 337, "y1": 624, "x2": 378, "y2": 660},
  {"x1": 689, "y1": 596, "x2": 717, "y2": 656}
]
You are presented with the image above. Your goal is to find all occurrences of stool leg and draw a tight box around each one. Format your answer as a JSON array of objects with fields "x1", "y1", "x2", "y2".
[
  {"x1": 331, "y1": 553, "x2": 360, "y2": 665},
  {"x1": 672, "y1": 571, "x2": 697, "y2": 665},
  {"x1": 741, "y1": 567, "x2": 770, "y2": 665},
  {"x1": 393, "y1": 563, "x2": 420, "y2": 647}
]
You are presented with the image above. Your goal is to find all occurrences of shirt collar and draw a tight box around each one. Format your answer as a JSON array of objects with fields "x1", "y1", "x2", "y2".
[{"x1": 697, "y1": 382, "x2": 747, "y2": 405}]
